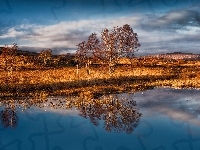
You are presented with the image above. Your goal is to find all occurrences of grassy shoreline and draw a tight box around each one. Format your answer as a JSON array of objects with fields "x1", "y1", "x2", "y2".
[{"x1": 0, "y1": 59, "x2": 200, "y2": 98}]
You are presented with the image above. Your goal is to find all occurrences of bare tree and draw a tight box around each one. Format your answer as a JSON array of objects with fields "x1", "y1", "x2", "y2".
[
  {"x1": 86, "y1": 33, "x2": 101, "y2": 61},
  {"x1": 75, "y1": 41, "x2": 87, "y2": 66},
  {"x1": 76, "y1": 33, "x2": 102, "y2": 74},
  {"x1": 85, "y1": 33, "x2": 103, "y2": 74},
  {"x1": 117, "y1": 24, "x2": 140, "y2": 66},
  {"x1": 1, "y1": 43, "x2": 18, "y2": 56},
  {"x1": 76, "y1": 24, "x2": 140, "y2": 74},
  {"x1": 101, "y1": 28, "x2": 119, "y2": 73},
  {"x1": 101, "y1": 24, "x2": 140, "y2": 73},
  {"x1": 38, "y1": 49, "x2": 52, "y2": 66},
  {"x1": 1, "y1": 43, "x2": 18, "y2": 73}
]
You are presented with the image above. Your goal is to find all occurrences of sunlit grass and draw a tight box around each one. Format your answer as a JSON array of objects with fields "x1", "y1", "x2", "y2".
[{"x1": 0, "y1": 57, "x2": 200, "y2": 97}]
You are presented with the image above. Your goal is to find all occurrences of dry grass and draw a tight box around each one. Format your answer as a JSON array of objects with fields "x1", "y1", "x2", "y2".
[
  {"x1": 0, "y1": 66, "x2": 165, "y2": 85},
  {"x1": 0, "y1": 58, "x2": 200, "y2": 97}
]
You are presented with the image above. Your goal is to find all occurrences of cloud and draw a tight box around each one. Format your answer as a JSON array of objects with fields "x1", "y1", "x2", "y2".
[
  {"x1": 141, "y1": 9, "x2": 200, "y2": 31},
  {"x1": 136, "y1": 8, "x2": 200, "y2": 55},
  {"x1": 0, "y1": 10, "x2": 200, "y2": 55},
  {"x1": 0, "y1": 16, "x2": 142, "y2": 54}
]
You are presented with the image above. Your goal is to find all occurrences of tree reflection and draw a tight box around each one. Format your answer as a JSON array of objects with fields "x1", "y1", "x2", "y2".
[
  {"x1": 0, "y1": 108, "x2": 18, "y2": 128},
  {"x1": 0, "y1": 91, "x2": 141, "y2": 133},
  {"x1": 66, "y1": 92, "x2": 141, "y2": 133},
  {"x1": 0, "y1": 99, "x2": 18, "y2": 128}
]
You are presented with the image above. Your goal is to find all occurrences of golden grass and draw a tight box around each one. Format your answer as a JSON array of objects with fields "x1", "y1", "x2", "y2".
[
  {"x1": 0, "y1": 66, "x2": 165, "y2": 85},
  {"x1": 0, "y1": 58, "x2": 200, "y2": 98}
]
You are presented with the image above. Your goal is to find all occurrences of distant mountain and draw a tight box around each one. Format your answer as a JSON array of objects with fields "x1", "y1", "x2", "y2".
[
  {"x1": 139, "y1": 52, "x2": 200, "y2": 60},
  {"x1": 0, "y1": 47, "x2": 199, "y2": 60},
  {"x1": 0, "y1": 47, "x2": 39, "y2": 56},
  {"x1": 16, "y1": 49, "x2": 40, "y2": 56}
]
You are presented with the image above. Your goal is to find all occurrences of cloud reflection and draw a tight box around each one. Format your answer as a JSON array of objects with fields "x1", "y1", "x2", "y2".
[
  {"x1": 1, "y1": 88, "x2": 199, "y2": 130},
  {"x1": 135, "y1": 88, "x2": 200, "y2": 126}
]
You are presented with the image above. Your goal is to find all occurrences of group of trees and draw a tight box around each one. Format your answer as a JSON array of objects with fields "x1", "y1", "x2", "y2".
[
  {"x1": 75, "y1": 24, "x2": 140, "y2": 73},
  {"x1": 0, "y1": 24, "x2": 140, "y2": 73},
  {"x1": 0, "y1": 44, "x2": 75, "y2": 70},
  {"x1": 37, "y1": 49, "x2": 52, "y2": 66},
  {"x1": 1, "y1": 43, "x2": 18, "y2": 56},
  {"x1": 37, "y1": 50, "x2": 76, "y2": 67}
]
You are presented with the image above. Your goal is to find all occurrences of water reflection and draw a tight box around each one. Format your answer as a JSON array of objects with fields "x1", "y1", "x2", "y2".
[
  {"x1": 0, "y1": 88, "x2": 200, "y2": 150},
  {"x1": 0, "y1": 91, "x2": 141, "y2": 133},
  {"x1": 0, "y1": 99, "x2": 18, "y2": 128},
  {"x1": 74, "y1": 92, "x2": 141, "y2": 134},
  {"x1": 0, "y1": 107, "x2": 18, "y2": 128},
  {"x1": 135, "y1": 88, "x2": 200, "y2": 126}
]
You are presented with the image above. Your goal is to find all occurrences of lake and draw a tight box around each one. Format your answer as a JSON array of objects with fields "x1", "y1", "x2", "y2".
[{"x1": 0, "y1": 87, "x2": 200, "y2": 150}]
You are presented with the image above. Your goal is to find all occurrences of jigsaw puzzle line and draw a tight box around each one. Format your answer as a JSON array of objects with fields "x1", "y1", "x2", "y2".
[
  {"x1": 0, "y1": 0, "x2": 200, "y2": 150},
  {"x1": 137, "y1": 120, "x2": 154, "y2": 150},
  {"x1": 169, "y1": 116, "x2": 185, "y2": 128},
  {"x1": 127, "y1": 0, "x2": 154, "y2": 13},
  {"x1": 162, "y1": 0, "x2": 179, "y2": 7},
  {"x1": 0, "y1": 139, "x2": 22, "y2": 150},
  {"x1": 70, "y1": 116, "x2": 88, "y2": 128},
  {"x1": 0, "y1": 0, "x2": 12, "y2": 14},
  {"x1": 50, "y1": 0, "x2": 68, "y2": 21},
  {"x1": 172, "y1": 123, "x2": 200, "y2": 150},
  {"x1": 83, "y1": 122, "x2": 102, "y2": 150},
  {"x1": 85, "y1": 0, "x2": 123, "y2": 20},
  {"x1": 27, "y1": 114, "x2": 65, "y2": 150}
]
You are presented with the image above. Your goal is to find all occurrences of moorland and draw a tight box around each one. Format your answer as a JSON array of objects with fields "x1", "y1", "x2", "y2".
[{"x1": 0, "y1": 47, "x2": 200, "y2": 99}]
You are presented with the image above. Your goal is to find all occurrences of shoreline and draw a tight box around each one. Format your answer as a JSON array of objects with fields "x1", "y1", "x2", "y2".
[
  {"x1": 0, "y1": 58, "x2": 200, "y2": 98},
  {"x1": 0, "y1": 67, "x2": 199, "y2": 98}
]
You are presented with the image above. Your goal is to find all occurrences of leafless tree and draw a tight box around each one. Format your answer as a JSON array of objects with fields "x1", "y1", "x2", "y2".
[
  {"x1": 101, "y1": 28, "x2": 119, "y2": 73},
  {"x1": 101, "y1": 24, "x2": 140, "y2": 72},
  {"x1": 76, "y1": 33, "x2": 102, "y2": 74},
  {"x1": 75, "y1": 41, "x2": 87, "y2": 66},
  {"x1": 86, "y1": 33, "x2": 102, "y2": 62},
  {"x1": 1, "y1": 43, "x2": 18, "y2": 56},
  {"x1": 38, "y1": 49, "x2": 52, "y2": 66},
  {"x1": 117, "y1": 24, "x2": 140, "y2": 66},
  {"x1": 76, "y1": 24, "x2": 140, "y2": 74},
  {"x1": 1, "y1": 43, "x2": 18, "y2": 81},
  {"x1": 75, "y1": 41, "x2": 87, "y2": 75}
]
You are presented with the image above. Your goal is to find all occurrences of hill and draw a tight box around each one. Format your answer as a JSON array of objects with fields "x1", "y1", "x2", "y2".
[
  {"x1": 0, "y1": 47, "x2": 39, "y2": 56},
  {"x1": 140, "y1": 52, "x2": 200, "y2": 60}
]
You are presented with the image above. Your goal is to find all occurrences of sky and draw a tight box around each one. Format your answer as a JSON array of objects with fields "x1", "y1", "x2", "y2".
[{"x1": 0, "y1": 0, "x2": 200, "y2": 56}]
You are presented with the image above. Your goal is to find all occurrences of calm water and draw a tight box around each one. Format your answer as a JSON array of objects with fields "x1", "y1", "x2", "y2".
[{"x1": 0, "y1": 88, "x2": 200, "y2": 150}]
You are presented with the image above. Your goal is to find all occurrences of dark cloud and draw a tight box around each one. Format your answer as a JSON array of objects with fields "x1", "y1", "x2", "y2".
[
  {"x1": 19, "y1": 46, "x2": 46, "y2": 53},
  {"x1": 51, "y1": 30, "x2": 89, "y2": 42},
  {"x1": 19, "y1": 46, "x2": 76, "y2": 55},
  {"x1": 136, "y1": 39, "x2": 200, "y2": 56},
  {"x1": 173, "y1": 34, "x2": 200, "y2": 43},
  {"x1": 51, "y1": 47, "x2": 77, "y2": 54},
  {"x1": 136, "y1": 8, "x2": 200, "y2": 55},
  {"x1": 141, "y1": 9, "x2": 200, "y2": 31},
  {"x1": 1, "y1": 6, "x2": 200, "y2": 56}
]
